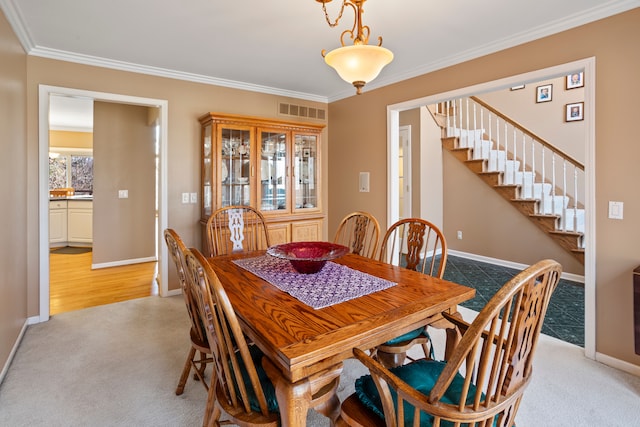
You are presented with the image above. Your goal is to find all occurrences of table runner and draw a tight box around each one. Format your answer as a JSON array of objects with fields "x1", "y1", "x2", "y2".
[{"x1": 233, "y1": 255, "x2": 396, "y2": 309}]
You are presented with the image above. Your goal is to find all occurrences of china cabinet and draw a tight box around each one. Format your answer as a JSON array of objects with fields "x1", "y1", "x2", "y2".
[{"x1": 199, "y1": 113, "x2": 325, "y2": 246}]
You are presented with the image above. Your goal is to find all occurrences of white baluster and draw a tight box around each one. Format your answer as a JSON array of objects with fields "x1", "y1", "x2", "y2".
[
  {"x1": 551, "y1": 154, "x2": 557, "y2": 217},
  {"x1": 541, "y1": 148, "x2": 545, "y2": 208},
  {"x1": 562, "y1": 160, "x2": 567, "y2": 231}
]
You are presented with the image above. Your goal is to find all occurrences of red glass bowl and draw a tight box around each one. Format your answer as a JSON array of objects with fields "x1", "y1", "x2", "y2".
[{"x1": 267, "y1": 241, "x2": 349, "y2": 274}]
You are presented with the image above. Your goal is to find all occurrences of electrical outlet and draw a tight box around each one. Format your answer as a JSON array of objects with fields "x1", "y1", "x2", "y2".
[
  {"x1": 118, "y1": 189, "x2": 128, "y2": 199},
  {"x1": 457, "y1": 230, "x2": 463, "y2": 240},
  {"x1": 190, "y1": 192, "x2": 197, "y2": 204},
  {"x1": 181, "y1": 192, "x2": 189, "y2": 204}
]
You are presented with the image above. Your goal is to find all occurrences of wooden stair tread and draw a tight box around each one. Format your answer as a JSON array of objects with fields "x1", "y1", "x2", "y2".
[{"x1": 442, "y1": 136, "x2": 585, "y2": 265}]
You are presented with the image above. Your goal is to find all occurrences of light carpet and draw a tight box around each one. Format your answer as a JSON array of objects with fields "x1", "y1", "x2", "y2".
[{"x1": 1, "y1": 295, "x2": 639, "y2": 426}]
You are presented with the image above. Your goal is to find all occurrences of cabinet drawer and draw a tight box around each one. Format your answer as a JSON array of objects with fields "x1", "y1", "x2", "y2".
[{"x1": 49, "y1": 200, "x2": 67, "y2": 210}]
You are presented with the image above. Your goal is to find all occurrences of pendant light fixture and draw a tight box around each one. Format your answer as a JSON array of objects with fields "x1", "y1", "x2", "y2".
[{"x1": 317, "y1": 0, "x2": 393, "y2": 95}]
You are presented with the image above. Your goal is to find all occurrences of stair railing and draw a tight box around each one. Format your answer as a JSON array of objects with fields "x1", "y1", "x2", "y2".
[{"x1": 434, "y1": 97, "x2": 585, "y2": 236}]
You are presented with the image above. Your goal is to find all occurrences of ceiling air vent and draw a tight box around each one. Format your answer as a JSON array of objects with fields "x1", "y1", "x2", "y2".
[{"x1": 278, "y1": 102, "x2": 326, "y2": 122}]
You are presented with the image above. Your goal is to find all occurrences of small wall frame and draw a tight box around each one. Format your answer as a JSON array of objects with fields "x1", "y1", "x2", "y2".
[
  {"x1": 536, "y1": 84, "x2": 552, "y2": 103},
  {"x1": 565, "y1": 102, "x2": 584, "y2": 122},
  {"x1": 566, "y1": 72, "x2": 584, "y2": 89}
]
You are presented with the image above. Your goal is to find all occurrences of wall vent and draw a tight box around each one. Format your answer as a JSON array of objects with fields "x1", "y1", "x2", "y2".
[{"x1": 278, "y1": 102, "x2": 326, "y2": 121}]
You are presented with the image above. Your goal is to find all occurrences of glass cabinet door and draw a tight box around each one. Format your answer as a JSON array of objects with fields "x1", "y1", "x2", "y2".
[
  {"x1": 294, "y1": 134, "x2": 318, "y2": 210},
  {"x1": 259, "y1": 130, "x2": 288, "y2": 212},
  {"x1": 220, "y1": 127, "x2": 252, "y2": 207},
  {"x1": 202, "y1": 123, "x2": 213, "y2": 217}
]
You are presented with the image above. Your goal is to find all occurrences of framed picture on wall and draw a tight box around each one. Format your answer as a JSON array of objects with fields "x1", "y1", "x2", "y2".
[
  {"x1": 536, "y1": 84, "x2": 552, "y2": 103},
  {"x1": 565, "y1": 102, "x2": 584, "y2": 122},
  {"x1": 566, "y1": 72, "x2": 584, "y2": 89}
]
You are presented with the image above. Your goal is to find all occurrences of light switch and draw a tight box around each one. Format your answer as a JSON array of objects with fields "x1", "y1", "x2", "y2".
[
  {"x1": 181, "y1": 192, "x2": 189, "y2": 204},
  {"x1": 190, "y1": 192, "x2": 197, "y2": 204},
  {"x1": 359, "y1": 172, "x2": 370, "y2": 192},
  {"x1": 118, "y1": 189, "x2": 128, "y2": 199},
  {"x1": 608, "y1": 201, "x2": 623, "y2": 220}
]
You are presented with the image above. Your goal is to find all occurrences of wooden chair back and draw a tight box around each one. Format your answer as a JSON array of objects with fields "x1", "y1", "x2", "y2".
[
  {"x1": 204, "y1": 205, "x2": 271, "y2": 257},
  {"x1": 342, "y1": 259, "x2": 562, "y2": 427},
  {"x1": 164, "y1": 229, "x2": 206, "y2": 345},
  {"x1": 184, "y1": 248, "x2": 279, "y2": 426},
  {"x1": 379, "y1": 218, "x2": 447, "y2": 278},
  {"x1": 333, "y1": 211, "x2": 381, "y2": 259}
]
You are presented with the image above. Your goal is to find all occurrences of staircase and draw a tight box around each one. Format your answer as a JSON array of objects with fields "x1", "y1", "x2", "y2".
[{"x1": 430, "y1": 97, "x2": 585, "y2": 264}]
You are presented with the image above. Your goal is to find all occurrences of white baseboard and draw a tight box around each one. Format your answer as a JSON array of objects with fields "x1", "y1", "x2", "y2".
[
  {"x1": 164, "y1": 288, "x2": 182, "y2": 297},
  {"x1": 0, "y1": 319, "x2": 29, "y2": 385},
  {"x1": 596, "y1": 352, "x2": 640, "y2": 377},
  {"x1": 448, "y1": 250, "x2": 585, "y2": 283},
  {"x1": 92, "y1": 256, "x2": 157, "y2": 270}
]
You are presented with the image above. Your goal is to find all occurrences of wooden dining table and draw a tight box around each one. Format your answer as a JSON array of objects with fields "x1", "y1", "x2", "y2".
[{"x1": 206, "y1": 251, "x2": 475, "y2": 426}]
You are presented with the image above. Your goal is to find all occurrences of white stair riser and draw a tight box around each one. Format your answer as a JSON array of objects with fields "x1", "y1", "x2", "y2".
[{"x1": 447, "y1": 126, "x2": 585, "y2": 242}]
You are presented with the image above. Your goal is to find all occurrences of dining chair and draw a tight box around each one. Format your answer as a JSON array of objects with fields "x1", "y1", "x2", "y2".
[
  {"x1": 333, "y1": 211, "x2": 381, "y2": 259},
  {"x1": 339, "y1": 259, "x2": 562, "y2": 427},
  {"x1": 184, "y1": 248, "x2": 341, "y2": 427},
  {"x1": 163, "y1": 229, "x2": 212, "y2": 396},
  {"x1": 204, "y1": 205, "x2": 271, "y2": 257},
  {"x1": 374, "y1": 218, "x2": 448, "y2": 367}
]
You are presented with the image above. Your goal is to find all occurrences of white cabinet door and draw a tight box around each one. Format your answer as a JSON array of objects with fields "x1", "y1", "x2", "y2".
[
  {"x1": 49, "y1": 200, "x2": 67, "y2": 244},
  {"x1": 67, "y1": 201, "x2": 93, "y2": 243}
]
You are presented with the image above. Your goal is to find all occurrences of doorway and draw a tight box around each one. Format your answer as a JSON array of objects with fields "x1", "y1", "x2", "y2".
[
  {"x1": 38, "y1": 85, "x2": 170, "y2": 322},
  {"x1": 398, "y1": 125, "x2": 411, "y2": 219},
  {"x1": 386, "y1": 58, "x2": 596, "y2": 359}
]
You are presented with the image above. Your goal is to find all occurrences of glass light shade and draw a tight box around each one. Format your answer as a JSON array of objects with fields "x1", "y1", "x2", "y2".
[{"x1": 324, "y1": 44, "x2": 393, "y2": 85}]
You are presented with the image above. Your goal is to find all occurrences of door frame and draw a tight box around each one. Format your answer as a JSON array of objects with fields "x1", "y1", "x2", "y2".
[
  {"x1": 398, "y1": 125, "x2": 412, "y2": 219},
  {"x1": 386, "y1": 57, "x2": 596, "y2": 359},
  {"x1": 38, "y1": 85, "x2": 170, "y2": 322}
]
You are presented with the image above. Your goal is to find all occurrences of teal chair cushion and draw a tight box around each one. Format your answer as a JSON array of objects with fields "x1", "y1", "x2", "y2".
[
  {"x1": 382, "y1": 328, "x2": 434, "y2": 359},
  {"x1": 235, "y1": 345, "x2": 279, "y2": 413},
  {"x1": 355, "y1": 359, "x2": 489, "y2": 427},
  {"x1": 383, "y1": 326, "x2": 425, "y2": 345}
]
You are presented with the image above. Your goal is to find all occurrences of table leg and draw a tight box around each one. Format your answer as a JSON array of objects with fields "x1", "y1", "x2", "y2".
[{"x1": 262, "y1": 358, "x2": 342, "y2": 427}]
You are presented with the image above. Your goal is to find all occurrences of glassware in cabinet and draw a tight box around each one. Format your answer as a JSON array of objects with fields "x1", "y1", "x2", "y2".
[
  {"x1": 294, "y1": 134, "x2": 318, "y2": 210},
  {"x1": 259, "y1": 130, "x2": 288, "y2": 212},
  {"x1": 220, "y1": 127, "x2": 252, "y2": 207}
]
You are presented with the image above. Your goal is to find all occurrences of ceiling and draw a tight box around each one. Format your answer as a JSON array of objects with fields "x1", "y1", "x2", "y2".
[{"x1": 3, "y1": 0, "x2": 637, "y2": 108}]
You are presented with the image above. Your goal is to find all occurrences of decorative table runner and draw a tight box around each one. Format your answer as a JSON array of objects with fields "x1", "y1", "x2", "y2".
[{"x1": 233, "y1": 255, "x2": 396, "y2": 309}]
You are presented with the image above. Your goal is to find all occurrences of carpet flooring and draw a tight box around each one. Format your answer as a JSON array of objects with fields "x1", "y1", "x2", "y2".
[
  {"x1": 443, "y1": 255, "x2": 585, "y2": 347},
  {"x1": 1, "y1": 296, "x2": 639, "y2": 426}
]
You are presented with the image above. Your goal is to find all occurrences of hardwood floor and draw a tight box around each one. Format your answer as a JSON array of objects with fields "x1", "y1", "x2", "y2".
[{"x1": 49, "y1": 248, "x2": 158, "y2": 315}]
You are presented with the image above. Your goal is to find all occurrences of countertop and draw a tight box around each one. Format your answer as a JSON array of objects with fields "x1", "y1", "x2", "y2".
[{"x1": 49, "y1": 195, "x2": 93, "y2": 201}]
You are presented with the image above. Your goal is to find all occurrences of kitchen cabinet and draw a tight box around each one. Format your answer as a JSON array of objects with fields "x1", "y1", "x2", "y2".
[
  {"x1": 199, "y1": 113, "x2": 325, "y2": 245},
  {"x1": 49, "y1": 200, "x2": 68, "y2": 246},
  {"x1": 67, "y1": 200, "x2": 93, "y2": 244}
]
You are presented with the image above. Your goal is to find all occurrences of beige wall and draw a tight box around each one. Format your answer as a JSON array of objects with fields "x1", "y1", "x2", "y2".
[
  {"x1": 49, "y1": 130, "x2": 93, "y2": 149},
  {"x1": 480, "y1": 76, "x2": 585, "y2": 164},
  {"x1": 24, "y1": 57, "x2": 328, "y2": 314},
  {"x1": 328, "y1": 9, "x2": 640, "y2": 364},
  {"x1": 92, "y1": 102, "x2": 156, "y2": 265},
  {"x1": 0, "y1": 10, "x2": 27, "y2": 374}
]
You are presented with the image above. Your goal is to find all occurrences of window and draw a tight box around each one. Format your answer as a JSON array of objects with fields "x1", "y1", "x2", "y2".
[{"x1": 49, "y1": 152, "x2": 94, "y2": 194}]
